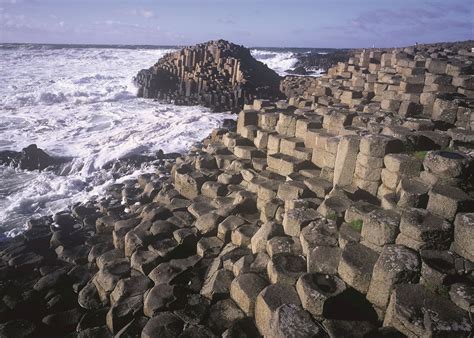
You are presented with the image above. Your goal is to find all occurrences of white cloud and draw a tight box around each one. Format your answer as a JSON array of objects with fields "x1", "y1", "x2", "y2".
[{"x1": 130, "y1": 8, "x2": 155, "y2": 19}]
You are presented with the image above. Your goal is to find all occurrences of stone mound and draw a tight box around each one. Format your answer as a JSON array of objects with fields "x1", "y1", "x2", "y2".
[{"x1": 135, "y1": 39, "x2": 283, "y2": 112}]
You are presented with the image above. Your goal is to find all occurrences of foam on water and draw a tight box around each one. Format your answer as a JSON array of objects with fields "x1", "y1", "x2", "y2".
[
  {"x1": 251, "y1": 49, "x2": 299, "y2": 76},
  {"x1": 0, "y1": 44, "x2": 308, "y2": 237},
  {"x1": 0, "y1": 45, "x2": 234, "y2": 238}
]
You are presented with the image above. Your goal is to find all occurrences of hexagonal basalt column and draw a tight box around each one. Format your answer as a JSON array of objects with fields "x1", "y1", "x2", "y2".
[{"x1": 296, "y1": 273, "x2": 346, "y2": 316}]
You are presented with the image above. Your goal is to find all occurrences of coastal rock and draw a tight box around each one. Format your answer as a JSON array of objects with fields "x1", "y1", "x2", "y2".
[{"x1": 135, "y1": 40, "x2": 283, "y2": 111}]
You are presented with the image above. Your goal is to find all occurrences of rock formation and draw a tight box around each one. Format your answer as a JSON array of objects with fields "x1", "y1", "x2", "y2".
[
  {"x1": 135, "y1": 40, "x2": 283, "y2": 112},
  {"x1": 1, "y1": 41, "x2": 474, "y2": 337},
  {"x1": 292, "y1": 49, "x2": 353, "y2": 74},
  {"x1": 0, "y1": 144, "x2": 69, "y2": 171}
]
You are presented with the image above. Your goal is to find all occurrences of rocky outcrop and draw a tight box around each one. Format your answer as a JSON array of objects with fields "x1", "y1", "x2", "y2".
[
  {"x1": 1, "y1": 41, "x2": 474, "y2": 337},
  {"x1": 135, "y1": 40, "x2": 283, "y2": 112},
  {"x1": 0, "y1": 144, "x2": 69, "y2": 171},
  {"x1": 292, "y1": 49, "x2": 352, "y2": 74}
]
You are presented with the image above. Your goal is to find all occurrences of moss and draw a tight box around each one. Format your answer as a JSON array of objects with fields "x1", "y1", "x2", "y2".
[
  {"x1": 349, "y1": 219, "x2": 363, "y2": 233},
  {"x1": 414, "y1": 150, "x2": 428, "y2": 161},
  {"x1": 327, "y1": 212, "x2": 338, "y2": 221}
]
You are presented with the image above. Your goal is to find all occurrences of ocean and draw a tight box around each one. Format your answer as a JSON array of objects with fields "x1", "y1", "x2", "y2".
[{"x1": 0, "y1": 43, "x2": 323, "y2": 238}]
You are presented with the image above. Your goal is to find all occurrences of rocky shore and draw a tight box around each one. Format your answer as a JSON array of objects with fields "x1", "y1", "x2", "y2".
[{"x1": 1, "y1": 41, "x2": 474, "y2": 337}]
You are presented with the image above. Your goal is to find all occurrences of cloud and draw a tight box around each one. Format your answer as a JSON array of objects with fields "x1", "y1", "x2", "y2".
[
  {"x1": 323, "y1": 0, "x2": 471, "y2": 47},
  {"x1": 130, "y1": 8, "x2": 155, "y2": 19},
  {"x1": 218, "y1": 18, "x2": 236, "y2": 25}
]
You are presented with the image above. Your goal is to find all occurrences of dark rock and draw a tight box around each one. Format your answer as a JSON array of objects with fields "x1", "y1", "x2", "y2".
[
  {"x1": 135, "y1": 40, "x2": 283, "y2": 112},
  {"x1": 0, "y1": 320, "x2": 36, "y2": 338},
  {"x1": 141, "y1": 312, "x2": 184, "y2": 338},
  {"x1": 0, "y1": 144, "x2": 70, "y2": 171}
]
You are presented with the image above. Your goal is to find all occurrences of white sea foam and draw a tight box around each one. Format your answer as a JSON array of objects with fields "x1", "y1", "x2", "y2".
[
  {"x1": 0, "y1": 45, "x2": 234, "y2": 237},
  {"x1": 0, "y1": 45, "x2": 312, "y2": 237},
  {"x1": 251, "y1": 49, "x2": 299, "y2": 76}
]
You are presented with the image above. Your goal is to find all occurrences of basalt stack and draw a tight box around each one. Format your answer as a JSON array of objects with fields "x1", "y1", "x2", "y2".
[{"x1": 135, "y1": 40, "x2": 283, "y2": 112}]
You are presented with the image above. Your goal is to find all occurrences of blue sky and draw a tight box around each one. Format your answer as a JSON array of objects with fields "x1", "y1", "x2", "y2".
[{"x1": 0, "y1": 0, "x2": 472, "y2": 47}]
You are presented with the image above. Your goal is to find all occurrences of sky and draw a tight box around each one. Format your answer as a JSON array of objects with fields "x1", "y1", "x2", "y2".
[{"x1": 0, "y1": 0, "x2": 472, "y2": 48}]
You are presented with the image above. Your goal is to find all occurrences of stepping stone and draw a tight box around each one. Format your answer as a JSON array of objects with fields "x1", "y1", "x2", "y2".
[
  {"x1": 268, "y1": 303, "x2": 324, "y2": 338},
  {"x1": 337, "y1": 243, "x2": 379, "y2": 294},
  {"x1": 296, "y1": 273, "x2": 346, "y2": 316},
  {"x1": 230, "y1": 273, "x2": 268, "y2": 316},
  {"x1": 366, "y1": 245, "x2": 421, "y2": 309},
  {"x1": 254, "y1": 284, "x2": 301, "y2": 336},
  {"x1": 267, "y1": 253, "x2": 306, "y2": 285},
  {"x1": 384, "y1": 284, "x2": 472, "y2": 337}
]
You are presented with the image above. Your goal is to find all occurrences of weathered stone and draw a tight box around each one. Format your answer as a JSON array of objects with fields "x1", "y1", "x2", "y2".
[
  {"x1": 338, "y1": 243, "x2": 379, "y2": 294},
  {"x1": 449, "y1": 283, "x2": 474, "y2": 312},
  {"x1": 384, "y1": 284, "x2": 472, "y2": 337},
  {"x1": 110, "y1": 275, "x2": 152, "y2": 306},
  {"x1": 200, "y1": 269, "x2": 234, "y2": 300},
  {"x1": 143, "y1": 284, "x2": 176, "y2": 317},
  {"x1": 423, "y1": 150, "x2": 469, "y2": 178},
  {"x1": 250, "y1": 221, "x2": 282, "y2": 254},
  {"x1": 396, "y1": 177, "x2": 429, "y2": 208},
  {"x1": 268, "y1": 303, "x2": 324, "y2": 338},
  {"x1": 307, "y1": 246, "x2": 342, "y2": 275},
  {"x1": 217, "y1": 215, "x2": 247, "y2": 242},
  {"x1": 201, "y1": 181, "x2": 228, "y2": 198},
  {"x1": 453, "y1": 213, "x2": 474, "y2": 261},
  {"x1": 282, "y1": 208, "x2": 320, "y2": 237},
  {"x1": 207, "y1": 299, "x2": 245, "y2": 334},
  {"x1": 333, "y1": 135, "x2": 360, "y2": 187},
  {"x1": 366, "y1": 245, "x2": 420, "y2": 309},
  {"x1": 300, "y1": 218, "x2": 338, "y2": 256},
  {"x1": 398, "y1": 208, "x2": 453, "y2": 250},
  {"x1": 267, "y1": 253, "x2": 306, "y2": 285},
  {"x1": 130, "y1": 250, "x2": 162, "y2": 275},
  {"x1": 427, "y1": 184, "x2": 472, "y2": 222},
  {"x1": 141, "y1": 312, "x2": 184, "y2": 338},
  {"x1": 296, "y1": 273, "x2": 346, "y2": 316},
  {"x1": 195, "y1": 212, "x2": 224, "y2": 235},
  {"x1": 0, "y1": 320, "x2": 36, "y2": 338},
  {"x1": 231, "y1": 223, "x2": 258, "y2": 247},
  {"x1": 230, "y1": 272, "x2": 268, "y2": 316},
  {"x1": 266, "y1": 236, "x2": 302, "y2": 257},
  {"x1": 254, "y1": 284, "x2": 301, "y2": 336},
  {"x1": 361, "y1": 209, "x2": 400, "y2": 248}
]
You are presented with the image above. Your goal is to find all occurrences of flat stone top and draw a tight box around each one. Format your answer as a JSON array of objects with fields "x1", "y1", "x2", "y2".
[{"x1": 341, "y1": 243, "x2": 379, "y2": 271}]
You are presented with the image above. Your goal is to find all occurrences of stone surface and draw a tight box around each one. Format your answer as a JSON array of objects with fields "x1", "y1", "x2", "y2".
[
  {"x1": 296, "y1": 273, "x2": 346, "y2": 316},
  {"x1": 384, "y1": 284, "x2": 472, "y2": 337},
  {"x1": 366, "y1": 245, "x2": 421, "y2": 309},
  {"x1": 338, "y1": 243, "x2": 379, "y2": 293}
]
